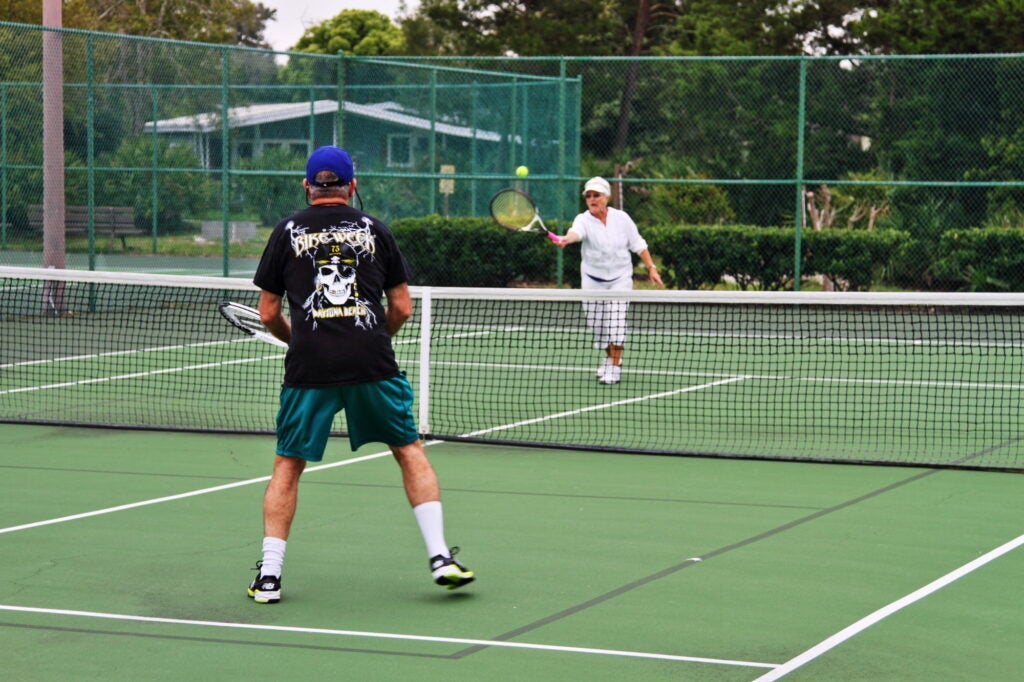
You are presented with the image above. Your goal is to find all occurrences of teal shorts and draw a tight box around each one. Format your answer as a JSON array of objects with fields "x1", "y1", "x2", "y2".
[{"x1": 275, "y1": 373, "x2": 420, "y2": 461}]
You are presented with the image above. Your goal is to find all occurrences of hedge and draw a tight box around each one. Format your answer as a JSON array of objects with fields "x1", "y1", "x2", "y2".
[
  {"x1": 935, "y1": 228, "x2": 1024, "y2": 291},
  {"x1": 391, "y1": 217, "x2": 913, "y2": 290},
  {"x1": 647, "y1": 224, "x2": 910, "y2": 291},
  {"x1": 390, "y1": 215, "x2": 577, "y2": 287}
]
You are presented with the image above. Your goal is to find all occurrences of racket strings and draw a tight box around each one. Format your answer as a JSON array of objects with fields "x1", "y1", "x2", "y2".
[
  {"x1": 491, "y1": 191, "x2": 536, "y2": 229},
  {"x1": 221, "y1": 303, "x2": 263, "y2": 333}
]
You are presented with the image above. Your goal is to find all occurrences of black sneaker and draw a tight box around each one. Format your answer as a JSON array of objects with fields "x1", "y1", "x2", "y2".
[
  {"x1": 429, "y1": 547, "x2": 475, "y2": 590},
  {"x1": 247, "y1": 561, "x2": 281, "y2": 603}
]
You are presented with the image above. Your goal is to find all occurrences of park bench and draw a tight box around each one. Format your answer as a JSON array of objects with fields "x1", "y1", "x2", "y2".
[{"x1": 28, "y1": 205, "x2": 144, "y2": 249}]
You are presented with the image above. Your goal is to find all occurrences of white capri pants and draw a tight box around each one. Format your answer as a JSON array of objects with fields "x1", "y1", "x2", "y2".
[{"x1": 581, "y1": 271, "x2": 632, "y2": 349}]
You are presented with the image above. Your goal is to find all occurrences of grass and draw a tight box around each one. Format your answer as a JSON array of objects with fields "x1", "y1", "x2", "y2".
[{"x1": 0, "y1": 224, "x2": 273, "y2": 259}]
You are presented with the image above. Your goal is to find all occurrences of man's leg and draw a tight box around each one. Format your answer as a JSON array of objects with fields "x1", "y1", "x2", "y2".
[
  {"x1": 392, "y1": 440, "x2": 474, "y2": 589},
  {"x1": 391, "y1": 439, "x2": 440, "y2": 507},
  {"x1": 264, "y1": 454, "x2": 307, "y2": 540},
  {"x1": 249, "y1": 454, "x2": 306, "y2": 603}
]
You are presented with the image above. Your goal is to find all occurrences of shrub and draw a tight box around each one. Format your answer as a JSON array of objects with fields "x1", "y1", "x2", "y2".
[
  {"x1": 238, "y1": 147, "x2": 306, "y2": 226},
  {"x1": 390, "y1": 215, "x2": 569, "y2": 287},
  {"x1": 803, "y1": 229, "x2": 911, "y2": 291},
  {"x1": 934, "y1": 228, "x2": 1024, "y2": 291},
  {"x1": 647, "y1": 224, "x2": 908, "y2": 291}
]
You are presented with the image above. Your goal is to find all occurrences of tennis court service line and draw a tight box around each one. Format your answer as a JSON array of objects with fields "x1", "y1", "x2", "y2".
[
  {"x1": 0, "y1": 604, "x2": 778, "y2": 669},
  {"x1": 1, "y1": 365, "x2": 711, "y2": 533},
  {"x1": 3, "y1": 368, "x2": 729, "y2": 535},
  {"x1": 1, "y1": 370, "x2": 735, "y2": 536},
  {"x1": 0, "y1": 337, "x2": 268, "y2": 370},
  {"x1": 406, "y1": 357, "x2": 1024, "y2": 392},
  {"x1": 0, "y1": 449, "x2": 394, "y2": 536},
  {"x1": 753, "y1": 531, "x2": 1024, "y2": 681},
  {"x1": 459, "y1": 376, "x2": 748, "y2": 437},
  {"x1": 1, "y1": 353, "x2": 284, "y2": 396}
]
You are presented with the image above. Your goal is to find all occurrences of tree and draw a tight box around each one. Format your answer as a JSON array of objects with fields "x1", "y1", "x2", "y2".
[
  {"x1": 292, "y1": 10, "x2": 405, "y2": 56},
  {"x1": 1, "y1": 0, "x2": 275, "y2": 47},
  {"x1": 278, "y1": 10, "x2": 405, "y2": 97},
  {"x1": 847, "y1": 1, "x2": 1024, "y2": 55},
  {"x1": 0, "y1": 0, "x2": 100, "y2": 28},
  {"x1": 660, "y1": 0, "x2": 815, "y2": 56},
  {"x1": 400, "y1": 0, "x2": 632, "y2": 57}
]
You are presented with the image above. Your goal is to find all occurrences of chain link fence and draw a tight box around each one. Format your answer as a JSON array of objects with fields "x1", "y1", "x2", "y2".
[{"x1": 1, "y1": 22, "x2": 1022, "y2": 289}]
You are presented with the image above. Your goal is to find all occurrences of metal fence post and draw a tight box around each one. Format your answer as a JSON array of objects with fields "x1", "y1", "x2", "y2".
[
  {"x1": 793, "y1": 57, "x2": 808, "y2": 291},
  {"x1": 86, "y1": 34, "x2": 96, "y2": 270},
  {"x1": 220, "y1": 46, "x2": 230, "y2": 276},
  {"x1": 429, "y1": 68, "x2": 437, "y2": 216}
]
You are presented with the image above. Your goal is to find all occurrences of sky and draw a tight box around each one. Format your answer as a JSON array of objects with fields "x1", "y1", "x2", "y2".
[{"x1": 259, "y1": 1, "x2": 419, "y2": 53}]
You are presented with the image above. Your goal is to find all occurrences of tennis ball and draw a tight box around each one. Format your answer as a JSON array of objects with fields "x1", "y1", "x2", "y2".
[{"x1": 515, "y1": 165, "x2": 529, "y2": 177}]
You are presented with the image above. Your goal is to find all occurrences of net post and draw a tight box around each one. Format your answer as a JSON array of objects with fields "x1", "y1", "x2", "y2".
[{"x1": 416, "y1": 287, "x2": 433, "y2": 437}]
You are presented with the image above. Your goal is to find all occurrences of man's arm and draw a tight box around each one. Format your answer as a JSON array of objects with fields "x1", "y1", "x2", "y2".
[
  {"x1": 384, "y1": 282, "x2": 413, "y2": 337},
  {"x1": 258, "y1": 289, "x2": 292, "y2": 344}
]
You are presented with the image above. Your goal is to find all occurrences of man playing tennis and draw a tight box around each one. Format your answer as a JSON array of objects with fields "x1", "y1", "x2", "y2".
[
  {"x1": 247, "y1": 145, "x2": 474, "y2": 603},
  {"x1": 552, "y1": 177, "x2": 663, "y2": 384}
]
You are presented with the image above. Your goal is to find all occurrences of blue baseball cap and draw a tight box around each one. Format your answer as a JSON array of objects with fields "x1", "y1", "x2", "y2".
[{"x1": 306, "y1": 146, "x2": 354, "y2": 186}]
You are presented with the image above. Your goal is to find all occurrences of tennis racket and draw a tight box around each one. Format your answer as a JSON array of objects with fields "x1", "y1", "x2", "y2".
[
  {"x1": 219, "y1": 301, "x2": 288, "y2": 348},
  {"x1": 489, "y1": 188, "x2": 559, "y2": 243}
]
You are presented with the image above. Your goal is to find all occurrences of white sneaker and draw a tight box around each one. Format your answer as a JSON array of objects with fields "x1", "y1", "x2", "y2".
[
  {"x1": 599, "y1": 364, "x2": 621, "y2": 384},
  {"x1": 430, "y1": 548, "x2": 475, "y2": 590},
  {"x1": 596, "y1": 357, "x2": 613, "y2": 381}
]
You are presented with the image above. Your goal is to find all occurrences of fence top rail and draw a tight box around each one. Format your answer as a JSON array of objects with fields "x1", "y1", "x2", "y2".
[
  {"x1": 345, "y1": 57, "x2": 574, "y2": 82},
  {"x1": 0, "y1": 20, "x2": 334, "y2": 60},
  {"x1": 361, "y1": 53, "x2": 1024, "y2": 63}
]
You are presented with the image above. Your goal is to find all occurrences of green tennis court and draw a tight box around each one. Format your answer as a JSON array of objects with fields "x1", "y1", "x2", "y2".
[
  {"x1": 2, "y1": 424, "x2": 1022, "y2": 680},
  {"x1": 2, "y1": 267, "x2": 1023, "y2": 679}
]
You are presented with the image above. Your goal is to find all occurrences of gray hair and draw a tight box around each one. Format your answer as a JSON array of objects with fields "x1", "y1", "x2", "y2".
[{"x1": 308, "y1": 170, "x2": 353, "y2": 200}]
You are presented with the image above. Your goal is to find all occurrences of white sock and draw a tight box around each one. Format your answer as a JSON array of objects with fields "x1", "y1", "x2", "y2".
[
  {"x1": 413, "y1": 501, "x2": 449, "y2": 558},
  {"x1": 261, "y1": 536, "x2": 286, "y2": 577}
]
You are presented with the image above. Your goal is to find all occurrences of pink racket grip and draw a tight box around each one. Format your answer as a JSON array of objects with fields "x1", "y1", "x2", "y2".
[{"x1": 546, "y1": 232, "x2": 560, "y2": 244}]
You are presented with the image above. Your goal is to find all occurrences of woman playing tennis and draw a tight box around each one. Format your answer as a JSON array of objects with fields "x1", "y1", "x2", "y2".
[{"x1": 552, "y1": 177, "x2": 663, "y2": 384}]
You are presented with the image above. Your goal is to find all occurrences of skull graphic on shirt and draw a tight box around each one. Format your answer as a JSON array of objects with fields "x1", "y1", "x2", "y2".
[{"x1": 316, "y1": 254, "x2": 357, "y2": 305}]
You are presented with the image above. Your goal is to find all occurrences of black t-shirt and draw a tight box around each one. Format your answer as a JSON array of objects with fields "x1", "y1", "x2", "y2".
[{"x1": 253, "y1": 204, "x2": 411, "y2": 387}]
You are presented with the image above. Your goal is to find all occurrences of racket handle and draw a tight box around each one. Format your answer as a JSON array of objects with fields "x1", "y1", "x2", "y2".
[{"x1": 546, "y1": 232, "x2": 559, "y2": 244}]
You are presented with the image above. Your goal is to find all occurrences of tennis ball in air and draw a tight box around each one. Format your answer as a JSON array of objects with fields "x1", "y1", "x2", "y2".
[{"x1": 515, "y1": 165, "x2": 529, "y2": 177}]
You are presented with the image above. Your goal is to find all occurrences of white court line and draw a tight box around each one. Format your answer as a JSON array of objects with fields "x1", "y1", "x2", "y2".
[
  {"x1": 0, "y1": 354, "x2": 284, "y2": 396},
  {"x1": 10, "y1": 330, "x2": 1022, "y2": 395},
  {"x1": 400, "y1": 358, "x2": 1024, "y2": 391},
  {"x1": 799, "y1": 376, "x2": 1024, "y2": 390},
  {"x1": 0, "y1": 604, "x2": 777, "y2": 669},
  {"x1": 0, "y1": 337, "x2": 265, "y2": 370},
  {"x1": 460, "y1": 376, "x2": 748, "y2": 437},
  {"x1": 753, "y1": 532, "x2": 1024, "y2": 681},
  {"x1": 1, "y1": 374, "x2": 741, "y2": 535},
  {"x1": 0, "y1": 449, "x2": 394, "y2": 535},
  {"x1": 422, "y1": 322, "x2": 1024, "y2": 349}
]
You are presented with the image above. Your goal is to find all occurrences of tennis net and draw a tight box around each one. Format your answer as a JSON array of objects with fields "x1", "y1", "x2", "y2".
[{"x1": 2, "y1": 266, "x2": 1023, "y2": 471}]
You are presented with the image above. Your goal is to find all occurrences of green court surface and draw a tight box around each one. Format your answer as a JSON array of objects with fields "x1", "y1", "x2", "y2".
[{"x1": 2, "y1": 424, "x2": 1021, "y2": 681}]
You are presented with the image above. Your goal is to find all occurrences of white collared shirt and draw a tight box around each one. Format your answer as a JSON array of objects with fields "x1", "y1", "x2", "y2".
[{"x1": 568, "y1": 206, "x2": 648, "y2": 282}]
